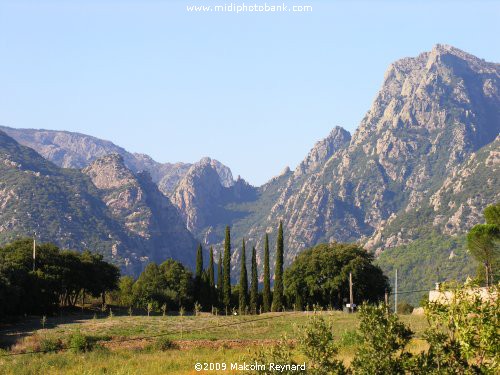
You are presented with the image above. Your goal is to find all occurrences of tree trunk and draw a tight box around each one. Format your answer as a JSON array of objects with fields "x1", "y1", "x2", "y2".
[{"x1": 485, "y1": 263, "x2": 490, "y2": 287}]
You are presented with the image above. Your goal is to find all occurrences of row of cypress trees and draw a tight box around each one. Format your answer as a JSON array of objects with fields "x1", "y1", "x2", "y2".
[{"x1": 193, "y1": 221, "x2": 284, "y2": 314}]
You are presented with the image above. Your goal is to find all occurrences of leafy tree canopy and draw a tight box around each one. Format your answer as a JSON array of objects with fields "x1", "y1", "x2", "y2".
[{"x1": 284, "y1": 242, "x2": 388, "y2": 309}]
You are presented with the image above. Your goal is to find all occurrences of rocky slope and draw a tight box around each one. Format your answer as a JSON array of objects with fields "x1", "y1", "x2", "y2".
[
  {"x1": 0, "y1": 131, "x2": 197, "y2": 274},
  {"x1": 0, "y1": 126, "x2": 234, "y2": 194},
  {"x1": 82, "y1": 154, "x2": 198, "y2": 266}
]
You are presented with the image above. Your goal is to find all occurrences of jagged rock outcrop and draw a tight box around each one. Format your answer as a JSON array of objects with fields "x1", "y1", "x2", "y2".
[
  {"x1": 170, "y1": 158, "x2": 225, "y2": 232},
  {"x1": 171, "y1": 157, "x2": 256, "y2": 240},
  {"x1": 83, "y1": 154, "x2": 198, "y2": 264},
  {"x1": 294, "y1": 126, "x2": 351, "y2": 177}
]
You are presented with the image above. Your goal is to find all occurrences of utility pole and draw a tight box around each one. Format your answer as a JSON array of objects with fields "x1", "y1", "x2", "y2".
[
  {"x1": 349, "y1": 272, "x2": 354, "y2": 313},
  {"x1": 394, "y1": 269, "x2": 398, "y2": 314},
  {"x1": 32, "y1": 232, "x2": 36, "y2": 272}
]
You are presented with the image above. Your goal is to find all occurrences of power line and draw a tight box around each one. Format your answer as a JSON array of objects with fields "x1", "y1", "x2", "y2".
[
  {"x1": 0, "y1": 312, "x2": 300, "y2": 357},
  {"x1": 392, "y1": 289, "x2": 431, "y2": 295}
]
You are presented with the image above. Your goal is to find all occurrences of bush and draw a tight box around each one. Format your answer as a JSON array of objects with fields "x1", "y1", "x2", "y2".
[
  {"x1": 299, "y1": 314, "x2": 347, "y2": 374},
  {"x1": 410, "y1": 284, "x2": 500, "y2": 373},
  {"x1": 397, "y1": 301, "x2": 414, "y2": 315},
  {"x1": 351, "y1": 303, "x2": 413, "y2": 374},
  {"x1": 39, "y1": 337, "x2": 63, "y2": 353},
  {"x1": 68, "y1": 332, "x2": 99, "y2": 353},
  {"x1": 251, "y1": 314, "x2": 347, "y2": 374},
  {"x1": 152, "y1": 337, "x2": 178, "y2": 351}
]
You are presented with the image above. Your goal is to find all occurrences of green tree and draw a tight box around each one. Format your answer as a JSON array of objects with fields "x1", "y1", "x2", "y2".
[
  {"x1": 118, "y1": 276, "x2": 135, "y2": 307},
  {"x1": 159, "y1": 259, "x2": 194, "y2": 309},
  {"x1": 272, "y1": 221, "x2": 284, "y2": 312},
  {"x1": 239, "y1": 239, "x2": 248, "y2": 314},
  {"x1": 217, "y1": 252, "x2": 223, "y2": 306},
  {"x1": 223, "y1": 226, "x2": 232, "y2": 308},
  {"x1": 195, "y1": 243, "x2": 203, "y2": 300},
  {"x1": 132, "y1": 263, "x2": 167, "y2": 310},
  {"x1": 208, "y1": 246, "x2": 215, "y2": 306},
  {"x1": 250, "y1": 246, "x2": 258, "y2": 314},
  {"x1": 484, "y1": 202, "x2": 500, "y2": 226},
  {"x1": 284, "y1": 242, "x2": 388, "y2": 309},
  {"x1": 467, "y1": 224, "x2": 499, "y2": 286},
  {"x1": 80, "y1": 250, "x2": 119, "y2": 306},
  {"x1": 0, "y1": 239, "x2": 118, "y2": 317},
  {"x1": 263, "y1": 233, "x2": 271, "y2": 313}
]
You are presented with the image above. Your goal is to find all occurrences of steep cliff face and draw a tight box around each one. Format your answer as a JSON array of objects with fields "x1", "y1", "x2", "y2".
[
  {"x1": 171, "y1": 158, "x2": 224, "y2": 233},
  {"x1": 367, "y1": 137, "x2": 500, "y2": 252},
  {"x1": 171, "y1": 157, "x2": 256, "y2": 244},
  {"x1": 82, "y1": 154, "x2": 198, "y2": 266},
  {"x1": 294, "y1": 126, "x2": 351, "y2": 177}
]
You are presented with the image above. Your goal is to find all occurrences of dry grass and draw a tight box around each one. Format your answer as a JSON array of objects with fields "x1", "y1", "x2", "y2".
[{"x1": 0, "y1": 311, "x2": 429, "y2": 374}]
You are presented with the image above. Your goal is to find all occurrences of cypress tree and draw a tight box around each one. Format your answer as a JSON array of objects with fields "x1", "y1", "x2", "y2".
[
  {"x1": 208, "y1": 246, "x2": 215, "y2": 306},
  {"x1": 239, "y1": 239, "x2": 248, "y2": 314},
  {"x1": 222, "y1": 226, "x2": 231, "y2": 308},
  {"x1": 272, "y1": 221, "x2": 284, "y2": 312},
  {"x1": 208, "y1": 246, "x2": 215, "y2": 289},
  {"x1": 217, "y1": 252, "x2": 223, "y2": 306},
  {"x1": 263, "y1": 233, "x2": 271, "y2": 312},
  {"x1": 195, "y1": 244, "x2": 203, "y2": 301},
  {"x1": 250, "y1": 246, "x2": 258, "y2": 314}
]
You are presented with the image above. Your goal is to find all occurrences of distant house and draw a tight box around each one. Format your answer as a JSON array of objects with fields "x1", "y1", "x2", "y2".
[{"x1": 429, "y1": 283, "x2": 498, "y2": 304}]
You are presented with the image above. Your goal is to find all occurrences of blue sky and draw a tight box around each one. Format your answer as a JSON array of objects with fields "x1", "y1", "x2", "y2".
[{"x1": 1, "y1": 0, "x2": 499, "y2": 185}]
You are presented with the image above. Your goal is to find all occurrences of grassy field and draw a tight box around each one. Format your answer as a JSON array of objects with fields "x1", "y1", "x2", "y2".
[{"x1": 0, "y1": 311, "x2": 429, "y2": 374}]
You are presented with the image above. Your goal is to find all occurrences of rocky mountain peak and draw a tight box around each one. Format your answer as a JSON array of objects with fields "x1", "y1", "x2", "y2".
[
  {"x1": 170, "y1": 159, "x2": 224, "y2": 232},
  {"x1": 195, "y1": 157, "x2": 234, "y2": 187},
  {"x1": 294, "y1": 126, "x2": 351, "y2": 177},
  {"x1": 82, "y1": 154, "x2": 136, "y2": 190}
]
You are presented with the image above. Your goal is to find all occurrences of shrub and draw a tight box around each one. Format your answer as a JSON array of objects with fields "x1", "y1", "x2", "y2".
[
  {"x1": 397, "y1": 301, "x2": 414, "y2": 315},
  {"x1": 252, "y1": 336, "x2": 298, "y2": 375},
  {"x1": 351, "y1": 303, "x2": 413, "y2": 374},
  {"x1": 39, "y1": 337, "x2": 63, "y2": 353},
  {"x1": 161, "y1": 303, "x2": 167, "y2": 316},
  {"x1": 194, "y1": 301, "x2": 201, "y2": 316},
  {"x1": 68, "y1": 332, "x2": 99, "y2": 353},
  {"x1": 409, "y1": 284, "x2": 500, "y2": 373},
  {"x1": 152, "y1": 337, "x2": 178, "y2": 351},
  {"x1": 251, "y1": 314, "x2": 347, "y2": 374},
  {"x1": 40, "y1": 315, "x2": 47, "y2": 329},
  {"x1": 299, "y1": 314, "x2": 347, "y2": 374}
]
